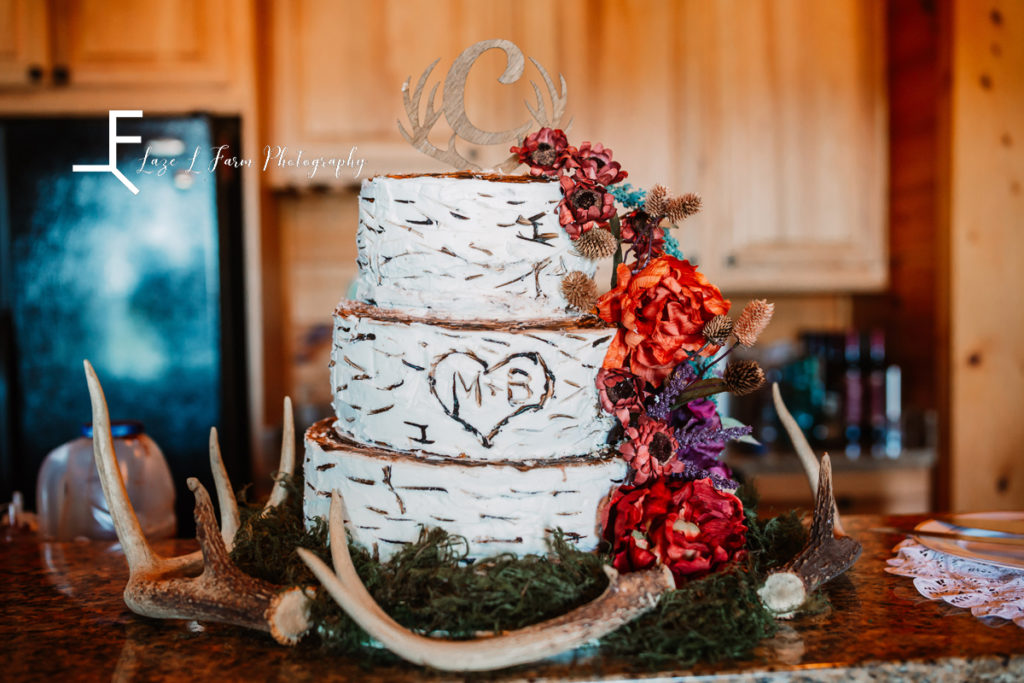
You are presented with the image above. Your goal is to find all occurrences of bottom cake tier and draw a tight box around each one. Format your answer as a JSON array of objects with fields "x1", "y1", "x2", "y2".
[{"x1": 303, "y1": 418, "x2": 627, "y2": 560}]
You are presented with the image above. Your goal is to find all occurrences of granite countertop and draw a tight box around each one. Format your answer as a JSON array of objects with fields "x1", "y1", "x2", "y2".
[{"x1": 1, "y1": 515, "x2": 1022, "y2": 682}]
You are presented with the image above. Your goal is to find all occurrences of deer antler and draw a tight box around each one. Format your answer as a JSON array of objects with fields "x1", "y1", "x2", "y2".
[
  {"x1": 757, "y1": 453, "x2": 862, "y2": 617},
  {"x1": 772, "y1": 383, "x2": 846, "y2": 536},
  {"x1": 84, "y1": 360, "x2": 311, "y2": 644},
  {"x1": 298, "y1": 491, "x2": 675, "y2": 672},
  {"x1": 398, "y1": 40, "x2": 570, "y2": 174}
]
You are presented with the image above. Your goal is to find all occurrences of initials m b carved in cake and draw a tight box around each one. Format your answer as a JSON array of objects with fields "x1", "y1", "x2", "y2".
[{"x1": 429, "y1": 350, "x2": 554, "y2": 448}]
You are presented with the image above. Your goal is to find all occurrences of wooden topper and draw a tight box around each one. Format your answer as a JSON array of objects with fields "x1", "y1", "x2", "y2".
[{"x1": 398, "y1": 39, "x2": 569, "y2": 173}]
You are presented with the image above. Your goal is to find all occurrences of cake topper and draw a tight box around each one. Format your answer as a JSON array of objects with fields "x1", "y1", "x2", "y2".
[{"x1": 398, "y1": 39, "x2": 569, "y2": 173}]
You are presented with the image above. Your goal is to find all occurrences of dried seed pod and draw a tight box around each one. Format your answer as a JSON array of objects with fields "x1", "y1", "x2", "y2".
[
  {"x1": 644, "y1": 184, "x2": 668, "y2": 217},
  {"x1": 702, "y1": 315, "x2": 734, "y2": 346},
  {"x1": 575, "y1": 227, "x2": 618, "y2": 260},
  {"x1": 561, "y1": 271, "x2": 599, "y2": 312},
  {"x1": 733, "y1": 299, "x2": 775, "y2": 347},
  {"x1": 723, "y1": 360, "x2": 766, "y2": 396},
  {"x1": 665, "y1": 192, "x2": 702, "y2": 222}
]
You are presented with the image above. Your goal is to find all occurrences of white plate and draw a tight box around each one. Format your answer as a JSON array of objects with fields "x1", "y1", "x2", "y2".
[{"x1": 914, "y1": 511, "x2": 1024, "y2": 571}]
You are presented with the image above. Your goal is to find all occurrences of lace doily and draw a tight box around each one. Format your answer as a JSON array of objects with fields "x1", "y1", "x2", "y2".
[{"x1": 886, "y1": 538, "x2": 1024, "y2": 627}]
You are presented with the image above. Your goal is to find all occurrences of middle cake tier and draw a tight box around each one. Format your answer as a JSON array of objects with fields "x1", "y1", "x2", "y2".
[{"x1": 332, "y1": 301, "x2": 616, "y2": 461}]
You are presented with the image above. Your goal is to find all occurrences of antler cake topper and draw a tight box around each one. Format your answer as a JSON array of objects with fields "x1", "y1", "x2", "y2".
[{"x1": 398, "y1": 39, "x2": 569, "y2": 173}]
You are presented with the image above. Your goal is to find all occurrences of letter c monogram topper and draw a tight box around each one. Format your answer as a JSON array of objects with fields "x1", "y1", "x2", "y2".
[{"x1": 398, "y1": 39, "x2": 570, "y2": 173}]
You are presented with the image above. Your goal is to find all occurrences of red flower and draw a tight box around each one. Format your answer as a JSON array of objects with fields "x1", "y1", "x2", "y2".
[
  {"x1": 619, "y1": 414, "x2": 684, "y2": 484},
  {"x1": 597, "y1": 256, "x2": 730, "y2": 386},
  {"x1": 603, "y1": 478, "x2": 747, "y2": 586},
  {"x1": 557, "y1": 175, "x2": 616, "y2": 239},
  {"x1": 510, "y1": 128, "x2": 569, "y2": 177},
  {"x1": 566, "y1": 141, "x2": 628, "y2": 186},
  {"x1": 619, "y1": 209, "x2": 665, "y2": 254},
  {"x1": 596, "y1": 368, "x2": 647, "y2": 425}
]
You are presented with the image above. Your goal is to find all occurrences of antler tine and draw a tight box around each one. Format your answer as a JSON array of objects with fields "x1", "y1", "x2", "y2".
[
  {"x1": 525, "y1": 79, "x2": 548, "y2": 127},
  {"x1": 265, "y1": 396, "x2": 295, "y2": 511},
  {"x1": 757, "y1": 453, "x2": 862, "y2": 618},
  {"x1": 772, "y1": 383, "x2": 845, "y2": 536},
  {"x1": 298, "y1": 491, "x2": 675, "y2": 672},
  {"x1": 398, "y1": 59, "x2": 441, "y2": 140},
  {"x1": 209, "y1": 427, "x2": 240, "y2": 546},
  {"x1": 527, "y1": 57, "x2": 569, "y2": 128},
  {"x1": 85, "y1": 360, "x2": 159, "y2": 573},
  {"x1": 85, "y1": 361, "x2": 201, "y2": 575}
]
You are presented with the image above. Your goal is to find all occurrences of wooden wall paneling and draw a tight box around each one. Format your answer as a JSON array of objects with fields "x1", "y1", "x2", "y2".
[{"x1": 946, "y1": 0, "x2": 1024, "y2": 511}]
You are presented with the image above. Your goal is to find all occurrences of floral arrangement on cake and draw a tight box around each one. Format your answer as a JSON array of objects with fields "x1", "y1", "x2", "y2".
[{"x1": 512, "y1": 127, "x2": 779, "y2": 588}]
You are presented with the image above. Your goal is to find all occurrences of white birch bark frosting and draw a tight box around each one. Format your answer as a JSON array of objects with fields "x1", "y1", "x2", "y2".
[
  {"x1": 304, "y1": 419, "x2": 627, "y2": 560},
  {"x1": 330, "y1": 301, "x2": 616, "y2": 461},
  {"x1": 353, "y1": 173, "x2": 595, "y2": 319},
  {"x1": 305, "y1": 173, "x2": 623, "y2": 558}
]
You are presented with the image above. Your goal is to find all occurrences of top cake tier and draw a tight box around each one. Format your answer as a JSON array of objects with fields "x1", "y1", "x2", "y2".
[{"x1": 353, "y1": 173, "x2": 595, "y2": 320}]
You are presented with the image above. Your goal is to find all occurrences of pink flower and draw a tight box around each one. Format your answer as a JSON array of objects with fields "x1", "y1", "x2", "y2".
[
  {"x1": 596, "y1": 368, "x2": 647, "y2": 424},
  {"x1": 619, "y1": 415, "x2": 683, "y2": 484},
  {"x1": 566, "y1": 141, "x2": 627, "y2": 185},
  {"x1": 557, "y1": 175, "x2": 616, "y2": 239},
  {"x1": 510, "y1": 128, "x2": 569, "y2": 177}
]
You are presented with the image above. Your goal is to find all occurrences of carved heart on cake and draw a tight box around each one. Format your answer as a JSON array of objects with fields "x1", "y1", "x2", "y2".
[{"x1": 429, "y1": 350, "x2": 554, "y2": 447}]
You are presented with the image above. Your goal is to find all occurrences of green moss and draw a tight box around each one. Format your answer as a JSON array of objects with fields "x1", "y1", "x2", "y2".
[
  {"x1": 599, "y1": 565, "x2": 777, "y2": 668},
  {"x1": 228, "y1": 473, "x2": 812, "y2": 668}
]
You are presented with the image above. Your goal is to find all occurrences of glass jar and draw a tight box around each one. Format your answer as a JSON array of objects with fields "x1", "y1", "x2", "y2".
[{"x1": 36, "y1": 421, "x2": 176, "y2": 541}]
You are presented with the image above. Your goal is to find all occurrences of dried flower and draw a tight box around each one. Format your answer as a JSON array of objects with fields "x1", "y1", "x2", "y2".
[
  {"x1": 566, "y1": 141, "x2": 627, "y2": 185},
  {"x1": 702, "y1": 315, "x2": 734, "y2": 346},
  {"x1": 603, "y1": 477, "x2": 748, "y2": 585},
  {"x1": 510, "y1": 128, "x2": 569, "y2": 177},
  {"x1": 618, "y1": 415, "x2": 684, "y2": 485},
  {"x1": 723, "y1": 361, "x2": 765, "y2": 396},
  {"x1": 674, "y1": 401, "x2": 751, "y2": 479},
  {"x1": 646, "y1": 363, "x2": 696, "y2": 422},
  {"x1": 574, "y1": 227, "x2": 618, "y2": 260},
  {"x1": 597, "y1": 368, "x2": 648, "y2": 424},
  {"x1": 597, "y1": 256, "x2": 730, "y2": 386},
  {"x1": 732, "y1": 299, "x2": 775, "y2": 347},
  {"x1": 619, "y1": 209, "x2": 665, "y2": 254},
  {"x1": 561, "y1": 271, "x2": 598, "y2": 312},
  {"x1": 557, "y1": 175, "x2": 616, "y2": 240},
  {"x1": 644, "y1": 185, "x2": 668, "y2": 217},
  {"x1": 608, "y1": 183, "x2": 647, "y2": 210},
  {"x1": 665, "y1": 193, "x2": 702, "y2": 222}
]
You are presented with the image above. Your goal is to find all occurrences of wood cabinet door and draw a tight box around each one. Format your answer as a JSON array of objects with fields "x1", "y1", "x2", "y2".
[
  {"x1": 49, "y1": 0, "x2": 234, "y2": 87},
  {"x1": 672, "y1": 0, "x2": 887, "y2": 292},
  {"x1": 0, "y1": 0, "x2": 49, "y2": 88}
]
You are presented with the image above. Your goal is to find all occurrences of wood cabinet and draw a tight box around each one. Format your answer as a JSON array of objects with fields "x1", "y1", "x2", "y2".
[
  {"x1": 0, "y1": 0, "x2": 49, "y2": 88},
  {"x1": 1, "y1": 0, "x2": 242, "y2": 95},
  {"x1": 266, "y1": 0, "x2": 887, "y2": 292},
  {"x1": 48, "y1": 0, "x2": 234, "y2": 87},
  {"x1": 674, "y1": 1, "x2": 887, "y2": 293}
]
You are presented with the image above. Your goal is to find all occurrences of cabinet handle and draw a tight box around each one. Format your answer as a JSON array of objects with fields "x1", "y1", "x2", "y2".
[
  {"x1": 26, "y1": 64, "x2": 44, "y2": 84},
  {"x1": 725, "y1": 254, "x2": 737, "y2": 268},
  {"x1": 52, "y1": 65, "x2": 70, "y2": 86}
]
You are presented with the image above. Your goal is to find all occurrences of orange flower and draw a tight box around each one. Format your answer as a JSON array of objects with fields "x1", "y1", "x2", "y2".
[{"x1": 597, "y1": 256, "x2": 730, "y2": 386}]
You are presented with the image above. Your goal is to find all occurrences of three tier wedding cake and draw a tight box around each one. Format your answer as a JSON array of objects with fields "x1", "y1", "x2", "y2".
[{"x1": 303, "y1": 172, "x2": 624, "y2": 559}]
